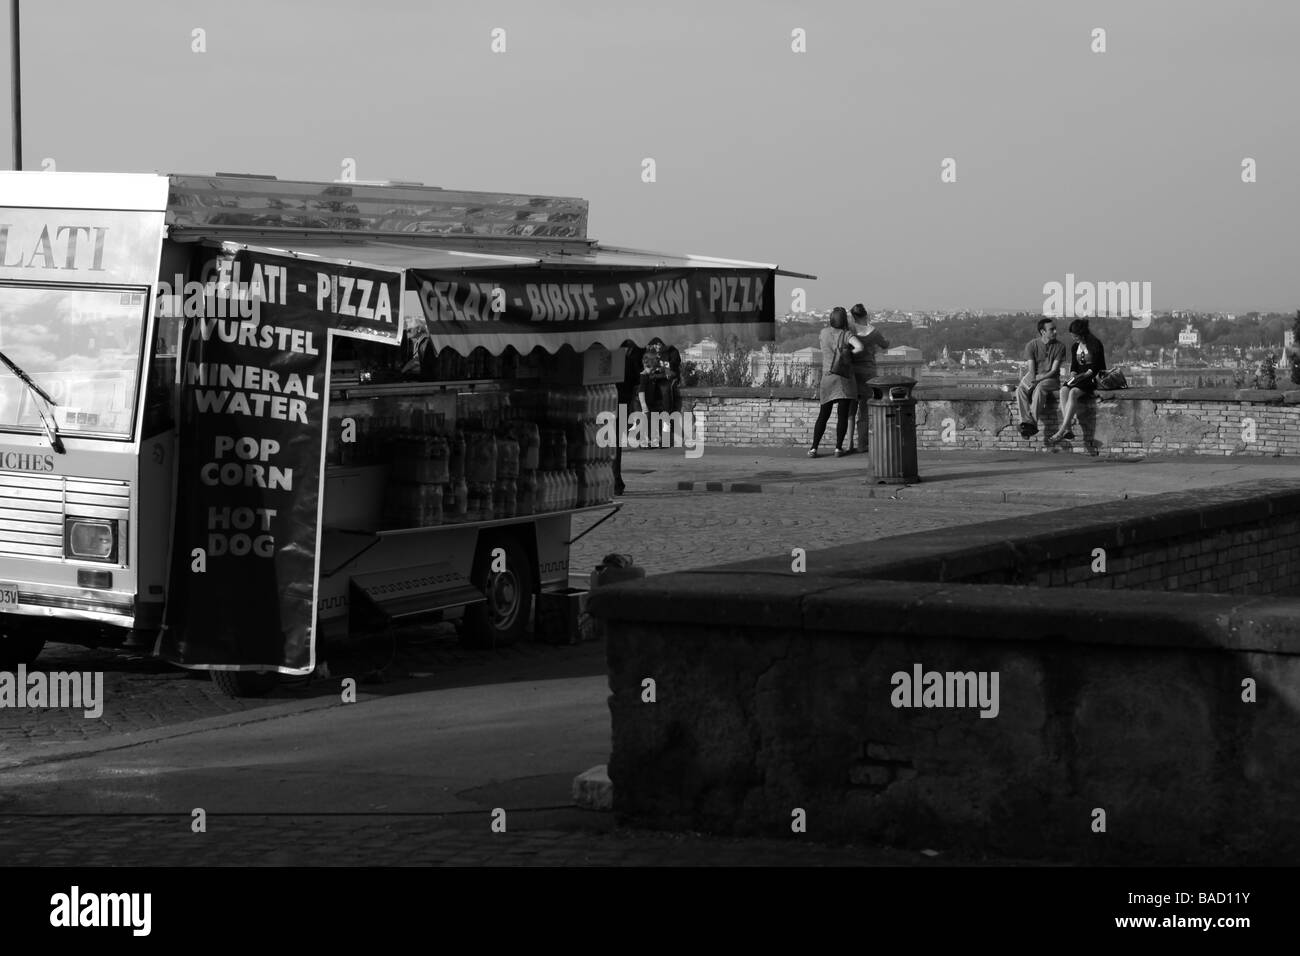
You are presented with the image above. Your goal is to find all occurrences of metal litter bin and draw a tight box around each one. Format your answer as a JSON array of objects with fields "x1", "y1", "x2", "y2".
[{"x1": 866, "y1": 375, "x2": 920, "y2": 484}]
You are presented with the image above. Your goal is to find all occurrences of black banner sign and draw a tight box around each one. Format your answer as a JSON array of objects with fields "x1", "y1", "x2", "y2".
[
  {"x1": 159, "y1": 251, "x2": 402, "y2": 672},
  {"x1": 406, "y1": 267, "x2": 775, "y2": 353}
]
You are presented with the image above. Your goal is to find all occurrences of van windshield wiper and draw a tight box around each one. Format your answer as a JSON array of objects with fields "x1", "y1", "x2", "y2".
[{"x1": 0, "y1": 348, "x2": 65, "y2": 454}]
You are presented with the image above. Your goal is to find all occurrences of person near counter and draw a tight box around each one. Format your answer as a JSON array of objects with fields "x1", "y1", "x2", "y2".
[{"x1": 613, "y1": 340, "x2": 645, "y2": 495}]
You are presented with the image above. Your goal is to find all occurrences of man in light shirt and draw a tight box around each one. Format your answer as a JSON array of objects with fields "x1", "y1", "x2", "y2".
[{"x1": 1017, "y1": 317, "x2": 1066, "y2": 439}]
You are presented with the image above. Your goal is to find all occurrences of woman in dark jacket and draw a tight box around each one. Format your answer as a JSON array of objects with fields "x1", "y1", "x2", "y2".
[{"x1": 1049, "y1": 318, "x2": 1106, "y2": 443}]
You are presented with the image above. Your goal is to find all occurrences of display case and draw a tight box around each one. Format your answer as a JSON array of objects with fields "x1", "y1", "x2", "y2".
[{"x1": 322, "y1": 343, "x2": 620, "y2": 533}]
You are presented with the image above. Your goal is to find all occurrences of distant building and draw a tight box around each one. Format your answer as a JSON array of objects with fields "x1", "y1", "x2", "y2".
[
  {"x1": 746, "y1": 343, "x2": 924, "y2": 385},
  {"x1": 1130, "y1": 367, "x2": 1239, "y2": 388},
  {"x1": 1177, "y1": 322, "x2": 1201, "y2": 348},
  {"x1": 748, "y1": 346, "x2": 822, "y2": 385},
  {"x1": 877, "y1": 346, "x2": 924, "y2": 380},
  {"x1": 685, "y1": 337, "x2": 720, "y2": 366},
  {"x1": 918, "y1": 370, "x2": 1018, "y2": 389}
]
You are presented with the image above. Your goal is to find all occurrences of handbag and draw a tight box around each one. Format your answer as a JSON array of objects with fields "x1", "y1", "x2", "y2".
[
  {"x1": 829, "y1": 332, "x2": 854, "y2": 377},
  {"x1": 1096, "y1": 368, "x2": 1127, "y2": 390}
]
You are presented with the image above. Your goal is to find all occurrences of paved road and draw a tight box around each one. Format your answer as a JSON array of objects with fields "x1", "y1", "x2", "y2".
[
  {"x1": 0, "y1": 812, "x2": 995, "y2": 867},
  {"x1": 0, "y1": 667, "x2": 1032, "y2": 868}
]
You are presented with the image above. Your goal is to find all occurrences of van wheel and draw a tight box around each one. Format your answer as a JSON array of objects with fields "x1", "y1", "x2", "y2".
[
  {"x1": 461, "y1": 535, "x2": 534, "y2": 648},
  {"x1": 210, "y1": 670, "x2": 279, "y2": 698},
  {"x1": 0, "y1": 619, "x2": 49, "y2": 668}
]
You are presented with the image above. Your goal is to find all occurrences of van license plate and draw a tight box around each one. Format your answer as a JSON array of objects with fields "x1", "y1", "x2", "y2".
[{"x1": 0, "y1": 585, "x2": 19, "y2": 606}]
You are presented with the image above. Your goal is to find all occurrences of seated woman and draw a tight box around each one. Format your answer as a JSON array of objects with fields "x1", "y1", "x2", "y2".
[{"x1": 1049, "y1": 318, "x2": 1106, "y2": 443}]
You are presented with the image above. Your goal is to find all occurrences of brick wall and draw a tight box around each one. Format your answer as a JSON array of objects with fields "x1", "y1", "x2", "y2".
[
  {"x1": 926, "y1": 503, "x2": 1300, "y2": 597},
  {"x1": 682, "y1": 386, "x2": 1300, "y2": 457}
]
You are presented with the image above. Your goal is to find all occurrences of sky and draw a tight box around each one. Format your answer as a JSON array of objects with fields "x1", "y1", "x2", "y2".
[{"x1": 1, "y1": 0, "x2": 1297, "y2": 313}]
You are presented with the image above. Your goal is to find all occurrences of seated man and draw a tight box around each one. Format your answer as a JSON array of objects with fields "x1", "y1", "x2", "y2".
[
  {"x1": 1017, "y1": 317, "x2": 1066, "y2": 438},
  {"x1": 642, "y1": 337, "x2": 682, "y2": 447}
]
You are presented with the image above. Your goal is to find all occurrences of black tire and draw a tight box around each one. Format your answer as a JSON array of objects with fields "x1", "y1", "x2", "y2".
[
  {"x1": 461, "y1": 534, "x2": 535, "y2": 648},
  {"x1": 210, "y1": 670, "x2": 279, "y2": 698},
  {"x1": 0, "y1": 618, "x2": 50, "y2": 668}
]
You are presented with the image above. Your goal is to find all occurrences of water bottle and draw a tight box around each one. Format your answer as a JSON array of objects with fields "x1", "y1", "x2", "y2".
[{"x1": 451, "y1": 477, "x2": 468, "y2": 522}]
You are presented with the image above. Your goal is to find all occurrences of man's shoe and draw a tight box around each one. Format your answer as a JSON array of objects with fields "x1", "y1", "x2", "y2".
[
  {"x1": 835, "y1": 448, "x2": 848, "y2": 458},
  {"x1": 807, "y1": 449, "x2": 819, "y2": 458},
  {"x1": 1019, "y1": 423, "x2": 1038, "y2": 438}
]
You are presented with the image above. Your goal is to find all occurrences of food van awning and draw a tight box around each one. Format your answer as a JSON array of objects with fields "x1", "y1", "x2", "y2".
[{"x1": 221, "y1": 239, "x2": 814, "y2": 356}]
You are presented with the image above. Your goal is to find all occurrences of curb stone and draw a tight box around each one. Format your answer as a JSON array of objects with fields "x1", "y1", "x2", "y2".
[{"x1": 646, "y1": 479, "x2": 1131, "y2": 503}]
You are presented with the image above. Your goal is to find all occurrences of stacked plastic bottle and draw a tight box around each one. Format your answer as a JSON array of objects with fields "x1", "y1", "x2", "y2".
[
  {"x1": 443, "y1": 431, "x2": 468, "y2": 523},
  {"x1": 387, "y1": 427, "x2": 450, "y2": 527},
  {"x1": 527, "y1": 384, "x2": 619, "y2": 513},
  {"x1": 495, "y1": 434, "x2": 519, "y2": 519},
  {"x1": 373, "y1": 381, "x2": 621, "y2": 524}
]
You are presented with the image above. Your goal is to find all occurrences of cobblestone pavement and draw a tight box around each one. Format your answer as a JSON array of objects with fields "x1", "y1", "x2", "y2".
[
  {"x1": 569, "y1": 490, "x2": 1043, "y2": 577},
  {"x1": 0, "y1": 810, "x2": 1041, "y2": 867},
  {"x1": 1, "y1": 493, "x2": 1044, "y2": 753}
]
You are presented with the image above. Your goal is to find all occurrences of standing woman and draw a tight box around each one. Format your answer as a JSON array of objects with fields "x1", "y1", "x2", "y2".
[
  {"x1": 1049, "y1": 318, "x2": 1106, "y2": 443},
  {"x1": 809, "y1": 307, "x2": 865, "y2": 457}
]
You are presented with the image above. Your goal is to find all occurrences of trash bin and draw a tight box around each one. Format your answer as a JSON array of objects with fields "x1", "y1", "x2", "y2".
[{"x1": 866, "y1": 375, "x2": 920, "y2": 484}]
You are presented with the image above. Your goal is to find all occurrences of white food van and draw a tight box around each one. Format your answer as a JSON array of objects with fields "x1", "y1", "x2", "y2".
[{"x1": 0, "y1": 172, "x2": 799, "y2": 695}]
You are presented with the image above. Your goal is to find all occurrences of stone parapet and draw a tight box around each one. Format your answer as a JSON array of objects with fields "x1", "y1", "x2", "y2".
[
  {"x1": 680, "y1": 386, "x2": 1300, "y2": 457},
  {"x1": 591, "y1": 478, "x2": 1300, "y2": 862}
]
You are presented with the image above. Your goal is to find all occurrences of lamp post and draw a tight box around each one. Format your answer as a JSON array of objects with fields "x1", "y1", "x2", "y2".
[{"x1": 9, "y1": 0, "x2": 20, "y2": 170}]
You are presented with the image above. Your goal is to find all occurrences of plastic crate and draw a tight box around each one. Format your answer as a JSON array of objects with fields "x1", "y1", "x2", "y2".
[{"x1": 534, "y1": 588, "x2": 591, "y2": 644}]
